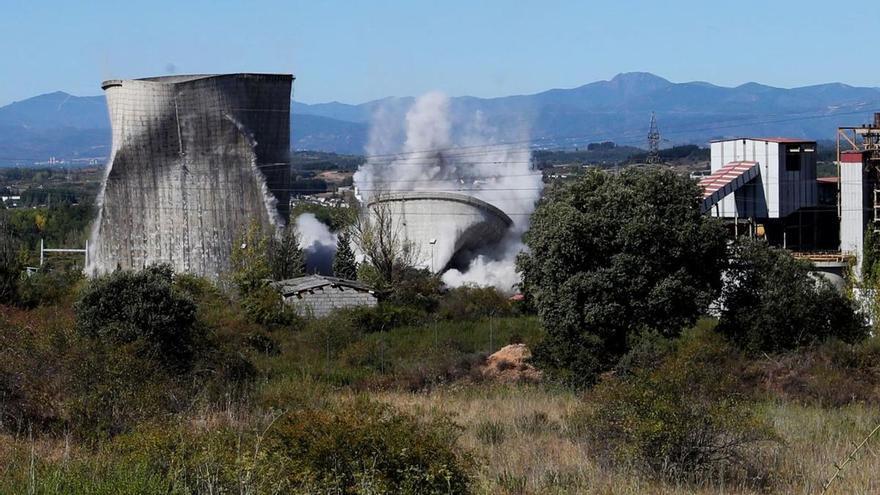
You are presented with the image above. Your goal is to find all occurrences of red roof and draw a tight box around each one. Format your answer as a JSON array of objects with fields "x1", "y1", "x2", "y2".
[{"x1": 711, "y1": 137, "x2": 815, "y2": 145}]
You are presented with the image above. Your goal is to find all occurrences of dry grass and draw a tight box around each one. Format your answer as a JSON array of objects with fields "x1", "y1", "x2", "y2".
[
  {"x1": 377, "y1": 384, "x2": 880, "y2": 494},
  {"x1": 3, "y1": 383, "x2": 880, "y2": 493}
]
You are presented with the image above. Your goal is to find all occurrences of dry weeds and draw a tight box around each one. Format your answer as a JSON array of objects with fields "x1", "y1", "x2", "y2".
[{"x1": 378, "y1": 385, "x2": 880, "y2": 494}]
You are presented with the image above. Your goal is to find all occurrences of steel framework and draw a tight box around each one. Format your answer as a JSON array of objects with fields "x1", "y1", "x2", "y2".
[
  {"x1": 837, "y1": 112, "x2": 880, "y2": 230},
  {"x1": 646, "y1": 112, "x2": 662, "y2": 164}
]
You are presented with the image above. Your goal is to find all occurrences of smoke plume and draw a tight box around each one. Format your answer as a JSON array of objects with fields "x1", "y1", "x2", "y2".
[
  {"x1": 353, "y1": 92, "x2": 543, "y2": 292},
  {"x1": 296, "y1": 213, "x2": 337, "y2": 275}
]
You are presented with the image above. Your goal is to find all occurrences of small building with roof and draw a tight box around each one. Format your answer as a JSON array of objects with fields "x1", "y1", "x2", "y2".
[{"x1": 272, "y1": 275, "x2": 377, "y2": 318}]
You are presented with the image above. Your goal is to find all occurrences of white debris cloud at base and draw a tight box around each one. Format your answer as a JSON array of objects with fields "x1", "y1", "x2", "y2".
[{"x1": 353, "y1": 92, "x2": 543, "y2": 292}]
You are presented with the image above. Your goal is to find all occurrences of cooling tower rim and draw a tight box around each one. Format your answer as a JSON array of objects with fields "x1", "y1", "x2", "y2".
[
  {"x1": 367, "y1": 191, "x2": 513, "y2": 228},
  {"x1": 101, "y1": 73, "x2": 294, "y2": 90}
]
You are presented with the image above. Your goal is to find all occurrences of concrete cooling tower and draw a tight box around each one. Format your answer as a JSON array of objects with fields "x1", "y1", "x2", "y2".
[
  {"x1": 89, "y1": 73, "x2": 293, "y2": 278},
  {"x1": 367, "y1": 192, "x2": 513, "y2": 272}
]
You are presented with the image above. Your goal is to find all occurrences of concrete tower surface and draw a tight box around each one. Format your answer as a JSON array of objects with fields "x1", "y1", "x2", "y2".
[
  {"x1": 89, "y1": 73, "x2": 293, "y2": 278},
  {"x1": 367, "y1": 191, "x2": 513, "y2": 273}
]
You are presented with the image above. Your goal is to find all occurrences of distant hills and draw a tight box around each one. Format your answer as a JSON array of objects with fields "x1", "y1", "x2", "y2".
[{"x1": 2, "y1": 72, "x2": 879, "y2": 165}]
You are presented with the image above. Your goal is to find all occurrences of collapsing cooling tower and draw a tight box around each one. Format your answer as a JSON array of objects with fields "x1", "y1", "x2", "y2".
[
  {"x1": 89, "y1": 74, "x2": 293, "y2": 277},
  {"x1": 367, "y1": 191, "x2": 513, "y2": 273}
]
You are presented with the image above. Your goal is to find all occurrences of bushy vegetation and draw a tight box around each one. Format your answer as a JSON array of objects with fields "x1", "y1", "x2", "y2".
[
  {"x1": 75, "y1": 264, "x2": 201, "y2": 370},
  {"x1": 717, "y1": 239, "x2": 867, "y2": 354},
  {"x1": 519, "y1": 167, "x2": 727, "y2": 386},
  {"x1": 7, "y1": 164, "x2": 880, "y2": 493},
  {"x1": 1, "y1": 266, "x2": 256, "y2": 439},
  {"x1": 571, "y1": 328, "x2": 778, "y2": 484},
  {"x1": 1, "y1": 204, "x2": 92, "y2": 305},
  {"x1": 263, "y1": 398, "x2": 472, "y2": 493},
  {"x1": 748, "y1": 336, "x2": 880, "y2": 406},
  {"x1": 230, "y1": 222, "x2": 302, "y2": 326},
  {"x1": 0, "y1": 397, "x2": 472, "y2": 494}
]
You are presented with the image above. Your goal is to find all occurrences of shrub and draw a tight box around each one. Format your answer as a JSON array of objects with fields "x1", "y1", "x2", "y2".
[
  {"x1": 66, "y1": 342, "x2": 188, "y2": 438},
  {"x1": 570, "y1": 328, "x2": 778, "y2": 484},
  {"x1": 437, "y1": 285, "x2": 512, "y2": 320},
  {"x1": 99, "y1": 398, "x2": 472, "y2": 494},
  {"x1": 241, "y1": 284, "x2": 298, "y2": 327},
  {"x1": 245, "y1": 330, "x2": 280, "y2": 355},
  {"x1": 263, "y1": 398, "x2": 473, "y2": 493},
  {"x1": 16, "y1": 268, "x2": 83, "y2": 307},
  {"x1": 68, "y1": 266, "x2": 255, "y2": 437},
  {"x1": 384, "y1": 268, "x2": 442, "y2": 312},
  {"x1": 347, "y1": 303, "x2": 426, "y2": 333},
  {"x1": 475, "y1": 420, "x2": 506, "y2": 445},
  {"x1": 751, "y1": 336, "x2": 880, "y2": 406},
  {"x1": 0, "y1": 313, "x2": 74, "y2": 433},
  {"x1": 74, "y1": 264, "x2": 201, "y2": 370},
  {"x1": 718, "y1": 239, "x2": 868, "y2": 354}
]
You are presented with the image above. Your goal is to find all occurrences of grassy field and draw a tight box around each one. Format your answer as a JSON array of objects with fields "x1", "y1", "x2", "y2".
[
  {"x1": 377, "y1": 386, "x2": 880, "y2": 494},
  {"x1": 3, "y1": 384, "x2": 880, "y2": 494},
  {"x1": 1, "y1": 308, "x2": 880, "y2": 494}
]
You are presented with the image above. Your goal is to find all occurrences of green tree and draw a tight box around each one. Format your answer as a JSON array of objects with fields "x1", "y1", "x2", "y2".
[
  {"x1": 231, "y1": 222, "x2": 298, "y2": 325},
  {"x1": 517, "y1": 167, "x2": 727, "y2": 386},
  {"x1": 230, "y1": 222, "x2": 271, "y2": 295},
  {"x1": 352, "y1": 203, "x2": 420, "y2": 289},
  {"x1": 74, "y1": 264, "x2": 200, "y2": 370},
  {"x1": 717, "y1": 239, "x2": 867, "y2": 354},
  {"x1": 0, "y1": 214, "x2": 22, "y2": 303},
  {"x1": 862, "y1": 229, "x2": 880, "y2": 283},
  {"x1": 332, "y1": 228, "x2": 358, "y2": 280},
  {"x1": 268, "y1": 224, "x2": 306, "y2": 280}
]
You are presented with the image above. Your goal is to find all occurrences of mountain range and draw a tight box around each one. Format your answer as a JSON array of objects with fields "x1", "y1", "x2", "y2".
[{"x1": 2, "y1": 72, "x2": 879, "y2": 165}]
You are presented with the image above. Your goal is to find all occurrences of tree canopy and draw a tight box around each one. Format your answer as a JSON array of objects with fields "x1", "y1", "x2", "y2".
[
  {"x1": 74, "y1": 264, "x2": 200, "y2": 370},
  {"x1": 717, "y1": 239, "x2": 867, "y2": 353},
  {"x1": 518, "y1": 167, "x2": 727, "y2": 385},
  {"x1": 333, "y1": 229, "x2": 358, "y2": 280}
]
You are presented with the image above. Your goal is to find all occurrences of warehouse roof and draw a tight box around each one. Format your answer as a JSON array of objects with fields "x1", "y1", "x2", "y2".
[{"x1": 272, "y1": 275, "x2": 373, "y2": 297}]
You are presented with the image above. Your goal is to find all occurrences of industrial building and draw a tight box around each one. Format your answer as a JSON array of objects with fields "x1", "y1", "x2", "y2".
[
  {"x1": 838, "y1": 113, "x2": 880, "y2": 275},
  {"x1": 698, "y1": 113, "x2": 880, "y2": 285},
  {"x1": 366, "y1": 191, "x2": 513, "y2": 273},
  {"x1": 701, "y1": 137, "x2": 839, "y2": 251},
  {"x1": 88, "y1": 73, "x2": 293, "y2": 277}
]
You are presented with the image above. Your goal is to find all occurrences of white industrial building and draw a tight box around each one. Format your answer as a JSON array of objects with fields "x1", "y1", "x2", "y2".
[
  {"x1": 706, "y1": 138, "x2": 817, "y2": 219},
  {"x1": 695, "y1": 114, "x2": 880, "y2": 285},
  {"x1": 700, "y1": 137, "x2": 835, "y2": 253},
  {"x1": 697, "y1": 136, "x2": 843, "y2": 287},
  {"x1": 837, "y1": 113, "x2": 880, "y2": 276}
]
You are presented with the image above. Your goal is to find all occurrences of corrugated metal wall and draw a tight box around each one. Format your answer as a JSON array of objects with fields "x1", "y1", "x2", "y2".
[
  {"x1": 709, "y1": 139, "x2": 817, "y2": 220},
  {"x1": 840, "y1": 154, "x2": 865, "y2": 273}
]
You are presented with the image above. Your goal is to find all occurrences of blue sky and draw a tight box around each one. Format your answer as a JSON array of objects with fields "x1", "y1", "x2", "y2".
[{"x1": 1, "y1": 0, "x2": 878, "y2": 106}]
